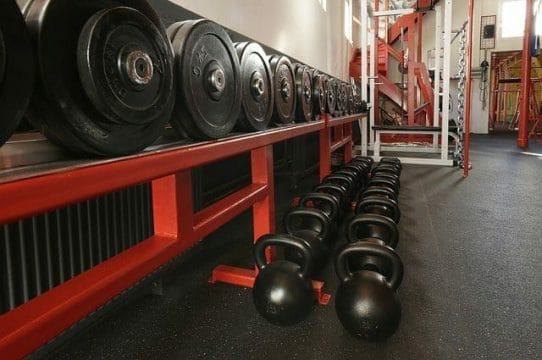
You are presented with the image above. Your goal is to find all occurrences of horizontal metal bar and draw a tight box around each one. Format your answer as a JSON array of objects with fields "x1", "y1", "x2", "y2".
[
  {"x1": 0, "y1": 121, "x2": 330, "y2": 225},
  {"x1": 192, "y1": 183, "x2": 268, "y2": 240},
  {"x1": 0, "y1": 234, "x2": 179, "y2": 359},
  {"x1": 373, "y1": 9, "x2": 414, "y2": 17},
  {"x1": 373, "y1": 156, "x2": 454, "y2": 166}
]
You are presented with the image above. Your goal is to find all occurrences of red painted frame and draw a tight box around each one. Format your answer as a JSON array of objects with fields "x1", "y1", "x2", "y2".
[
  {"x1": 210, "y1": 113, "x2": 357, "y2": 305},
  {"x1": 0, "y1": 114, "x2": 362, "y2": 359}
]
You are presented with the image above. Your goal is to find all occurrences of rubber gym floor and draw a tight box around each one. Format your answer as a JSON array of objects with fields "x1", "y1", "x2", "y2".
[{"x1": 43, "y1": 134, "x2": 541, "y2": 360}]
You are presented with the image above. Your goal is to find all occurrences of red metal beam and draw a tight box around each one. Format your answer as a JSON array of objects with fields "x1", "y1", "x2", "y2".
[
  {"x1": 518, "y1": 0, "x2": 534, "y2": 148},
  {"x1": 0, "y1": 121, "x2": 325, "y2": 225},
  {"x1": 0, "y1": 114, "x2": 364, "y2": 358},
  {"x1": 0, "y1": 234, "x2": 178, "y2": 359}
]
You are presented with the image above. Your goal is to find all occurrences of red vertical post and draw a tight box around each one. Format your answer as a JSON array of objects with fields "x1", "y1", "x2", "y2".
[
  {"x1": 175, "y1": 170, "x2": 195, "y2": 244},
  {"x1": 374, "y1": 0, "x2": 381, "y2": 126},
  {"x1": 463, "y1": 0, "x2": 475, "y2": 176},
  {"x1": 344, "y1": 123, "x2": 353, "y2": 162},
  {"x1": 518, "y1": 0, "x2": 534, "y2": 148},
  {"x1": 152, "y1": 175, "x2": 180, "y2": 238},
  {"x1": 251, "y1": 145, "x2": 275, "y2": 246},
  {"x1": 320, "y1": 114, "x2": 331, "y2": 181},
  {"x1": 209, "y1": 145, "x2": 275, "y2": 286}
]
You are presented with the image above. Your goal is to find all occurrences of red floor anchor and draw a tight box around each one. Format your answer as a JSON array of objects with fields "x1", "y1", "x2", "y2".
[{"x1": 209, "y1": 265, "x2": 332, "y2": 305}]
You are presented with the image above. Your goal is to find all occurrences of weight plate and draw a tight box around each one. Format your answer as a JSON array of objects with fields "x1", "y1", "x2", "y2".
[
  {"x1": 347, "y1": 84, "x2": 354, "y2": 115},
  {"x1": 311, "y1": 70, "x2": 326, "y2": 116},
  {"x1": 294, "y1": 64, "x2": 313, "y2": 122},
  {"x1": 0, "y1": 0, "x2": 34, "y2": 147},
  {"x1": 340, "y1": 82, "x2": 348, "y2": 114},
  {"x1": 22, "y1": 0, "x2": 174, "y2": 155},
  {"x1": 326, "y1": 78, "x2": 337, "y2": 115},
  {"x1": 335, "y1": 80, "x2": 344, "y2": 114},
  {"x1": 234, "y1": 42, "x2": 273, "y2": 132},
  {"x1": 169, "y1": 19, "x2": 241, "y2": 139},
  {"x1": 268, "y1": 55, "x2": 296, "y2": 125}
]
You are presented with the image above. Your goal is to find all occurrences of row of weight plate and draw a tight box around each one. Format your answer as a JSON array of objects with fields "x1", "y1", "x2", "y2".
[
  {"x1": 334, "y1": 157, "x2": 403, "y2": 341},
  {"x1": 0, "y1": 0, "x2": 367, "y2": 154}
]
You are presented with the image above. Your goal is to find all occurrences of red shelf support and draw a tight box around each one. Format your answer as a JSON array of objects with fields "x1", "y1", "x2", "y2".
[{"x1": 0, "y1": 114, "x2": 363, "y2": 358}]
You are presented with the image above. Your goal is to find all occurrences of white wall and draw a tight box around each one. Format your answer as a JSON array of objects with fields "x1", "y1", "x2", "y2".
[{"x1": 168, "y1": 0, "x2": 354, "y2": 80}]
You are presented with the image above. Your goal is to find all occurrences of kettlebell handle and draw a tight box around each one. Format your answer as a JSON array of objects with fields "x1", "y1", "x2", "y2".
[
  {"x1": 335, "y1": 242, "x2": 403, "y2": 290},
  {"x1": 314, "y1": 183, "x2": 348, "y2": 205},
  {"x1": 345, "y1": 213, "x2": 399, "y2": 248},
  {"x1": 323, "y1": 174, "x2": 354, "y2": 191},
  {"x1": 254, "y1": 234, "x2": 313, "y2": 278},
  {"x1": 356, "y1": 196, "x2": 401, "y2": 224},
  {"x1": 299, "y1": 192, "x2": 339, "y2": 221},
  {"x1": 283, "y1": 207, "x2": 330, "y2": 241}
]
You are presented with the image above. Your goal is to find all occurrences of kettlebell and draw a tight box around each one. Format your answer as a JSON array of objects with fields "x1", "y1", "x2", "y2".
[
  {"x1": 253, "y1": 234, "x2": 314, "y2": 326},
  {"x1": 368, "y1": 177, "x2": 399, "y2": 195},
  {"x1": 335, "y1": 242, "x2": 404, "y2": 341},
  {"x1": 371, "y1": 172, "x2": 400, "y2": 187},
  {"x1": 345, "y1": 214, "x2": 399, "y2": 277},
  {"x1": 315, "y1": 183, "x2": 349, "y2": 213},
  {"x1": 356, "y1": 196, "x2": 401, "y2": 223},
  {"x1": 298, "y1": 192, "x2": 340, "y2": 223},
  {"x1": 283, "y1": 207, "x2": 331, "y2": 274},
  {"x1": 360, "y1": 186, "x2": 398, "y2": 203},
  {"x1": 323, "y1": 174, "x2": 356, "y2": 198},
  {"x1": 372, "y1": 165, "x2": 401, "y2": 177}
]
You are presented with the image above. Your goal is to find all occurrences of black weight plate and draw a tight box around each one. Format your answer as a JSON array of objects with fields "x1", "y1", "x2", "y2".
[
  {"x1": 340, "y1": 82, "x2": 348, "y2": 113},
  {"x1": 0, "y1": 0, "x2": 34, "y2": 147},
  {"x1": 23, "y1": 0, "x2": 174, "y2": 156},
  {"x1": 326, "y1": 78, "x2": 337, "y2": 114},
  {"x1": 169, "y1": 19, "x2": 241, "y2": 139},
  {"x1": 310, "y1": 70, "x2": 326, "y2": 116},
  {"x1": 234, "y1": 42, "x2": 273, "y2": 132},
  {"x1": 268, "y1": 55, "x2": 296, "y2": 125},
  {"x1": 294, "y1": 64, "x2": 313, "y2": 122},
  {"x1": 77, "y1": 7, "x2": 171, "y2": 125},
  {"x1": 347, "y1": 84, "x2": 354, "y2": 115},
  {"x1": 335, "y1": 80, "x2": 344, "y2": 114}
]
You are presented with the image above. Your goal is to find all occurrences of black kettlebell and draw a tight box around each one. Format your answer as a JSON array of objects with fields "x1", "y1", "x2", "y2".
[
  {"x1": 335, "y1": 242, "x2": 403, "y2": 341},
  {"x1": 360, "y1": 186, "x2": 398, "y2": 203},
  {"x1": 253, "y1": 234, "x2": 314, "y2": 326},
  {"x1": 298, "y1": 192, "x2": 340, "y2": 223},
  {"x1": 345, "y1": 214, "x2": 399, "y2": 277},
  {"x1": 380, "y1": 157, "x2": 401, "y2": 167},
  {"x1": 315, "y1": 183, "x2": 349, "y2": 213},
  {"x1": 323, "y1": 174, "x2": 355, "y2": 198},
  {"x1": 283, "y1": 207, "x2": 331, "y2": 273},
  {"x1": 372, "y1": 164, "x2": 401, "y2": 176},
  {"x1": 371, "y1": 172, "x2": 400, "y2": 187},
  {"x1": 352, "y1": 156, "x2": 374, "y2": 168},
  {"x1": 368, "y1": 177, "x2": 399, "y2": 195},
  {"x1": 356, "y1": 196, "x2": 401, "y2": 223},
  {"x1": 335, "y1": 169, "x2": 366, "y2": 192}
]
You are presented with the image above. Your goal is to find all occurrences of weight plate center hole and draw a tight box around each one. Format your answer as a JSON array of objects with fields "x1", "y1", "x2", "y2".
[
  {"x1": 122, "y1": 49, "x2": 154, "y2": 89},
  {"x1": 251, "y1": 71, "x2": 265, "y2": 99},
  {"x1": 281, "y1": 79, "x2": 291, "y2": 100},
  {"x1": 205, "y1": 61, "x2": 226, "y2": 100}
]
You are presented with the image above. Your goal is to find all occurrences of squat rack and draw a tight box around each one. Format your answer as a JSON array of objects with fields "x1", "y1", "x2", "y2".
[{"x1": 0, "y1": 113, "x2": 362, "y2": 359}]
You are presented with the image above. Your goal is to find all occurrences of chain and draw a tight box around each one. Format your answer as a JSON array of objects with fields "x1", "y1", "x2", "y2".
[{"x1": 455, "y1": 27, "x2": 467, "y2": 167}]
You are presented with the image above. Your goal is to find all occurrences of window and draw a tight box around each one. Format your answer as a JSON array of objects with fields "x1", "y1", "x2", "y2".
[
  {"x1": 344, "y1": 0, "x2": 352, "y2": 43},
  {"x1": 318, "y1": 0, "x2": 327, "y2": 12},
  {"x1": 501, "y1": 0, "x2": 525, "y2": 38}
]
